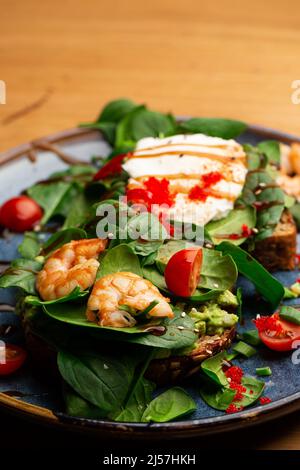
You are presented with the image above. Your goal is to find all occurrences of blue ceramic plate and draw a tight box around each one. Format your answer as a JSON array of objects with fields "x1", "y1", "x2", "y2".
[{"x1": 0, "y1": 125, "x2": 300, "y2": 439}]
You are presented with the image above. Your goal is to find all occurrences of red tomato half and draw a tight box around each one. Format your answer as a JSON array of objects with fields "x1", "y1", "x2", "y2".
[
  {"x1": 164, "y1": 248, "x2": 203, "y2": 297},
  {"x1": 0, "y1": 196, "x2": 43, "y2": 232},
  {"x1": 93, "y1": 154, "x2": 127, "y2": 180},
  {"x1": 255, "y1": 313, "x2": 300, "y2": 352},
  {"x1": 0, "y1": 343, "x2": 27, "y2": 376}
]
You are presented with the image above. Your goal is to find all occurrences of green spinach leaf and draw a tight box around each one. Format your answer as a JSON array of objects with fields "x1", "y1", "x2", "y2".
[
  {"x1": 178, "y1": 118, "x2": 247, "y2": 139},
  {"x1": 142, "y1": 387, "x2": 196, "y2": 423},
  {"x1": 0, "y1": 258, "x2": 42, "y2": 294},
  {"x1": 216, "y1": 242, "x2": 284, "y2": 310},
  {"x1": 18, "y1": 232, "x2": 41, "y2": 259},
  {"x1": 97, "y1": 244, "x2": 142, "y2": 279},
  {"x1": 42, "y1": 228, "x2": 87, "y2": 256},
  {"x1": 205, "y1": 207, "x2": 256, "y2": 246}
]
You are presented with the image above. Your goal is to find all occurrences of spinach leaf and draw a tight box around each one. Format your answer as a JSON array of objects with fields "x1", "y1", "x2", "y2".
[
  {"x1": 97, "y1": 244, "x2": 142, "y2": 279},
  {"x1": 291, "y1": 203, "x2": 300, "y2": 230},
  {"x1": 200, "y1": 383, "x2": 236, "y2": 411},
  {"x1": 18, "y1": 232, "x2": 41, "y2": 259},
  {"x1": 178, "y1": 118, "x2": 247, "y2": 139},
  {"x1": 44, "y1": 303, "x2": 196, "y2": 349},
  {"x1": 124, "y1": 310, "x2": 197, "y2": 349},
  {"x1": 63, "y1": 385, "x2": 107, "y2": 419},
  {"x1": 57, "y1": 349, "x2": 137, "y2": 413},
  {"x1": 257, "y1": 140, "x2": 280, "y2": 166},
  {"x1": 27, "y1": 181, "x2": 75, "y2": 224},
  {"x1": 113, "y1": 378, "x2": 155, "y2": 422},
  {"x1": 126, "y1": 213, "x2": 168, "y2": 241},
  {"x1": 243, "y1": 144, "x2": 267, "y2": 170},
  {"x1": 205, "y1": 207, "x2": 256, "y2": 246},
  {"x1": 25, "y1": 287, "x2": 88, "y2": 306},
  {"x1": 216, "y1": 242, "x2": 284, "y2": 310},
  {"x1": 97, "y1": 98, "x2": 137, "y2": 124},
  {"x1": 156, "y1": 242, "x2": 238, "y2": 292},
  {"x1": 237, "y1": 169, "x2": 285, "y2": 240},
  {"x1": 200, "y1": 249, "x2": 237, "y2": 291},
  {"x1": 49, "y1": 165, "x2": 96, "y2": 180},
  {"x1": 238, "y1": 376, "x2": 265, "y2": 407},
  {"x1": 0, "y1": 258, "x2": 42, "y2": 294},
  {"x1": 63, "y1": 192, "x2": 92, "y2": 229},
  {"x1": 116, "y1": 106, "x2": 176, "y2": 149},
  {"x1": 42, "y1": 228, "x2": 87, "y2": 256},
  {"x1": 201, "y1": 351, "x2": 229, "y2": 387},
  {"x1": 142, "y1": 387, "x2": 196, "y2": 423}
]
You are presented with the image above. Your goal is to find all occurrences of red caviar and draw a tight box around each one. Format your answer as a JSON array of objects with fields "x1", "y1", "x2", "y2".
[
  {"x1": 253, "y1": 313, "x2": 284, "y2": 337},
  {"x1": 229, "y1": 382, "x2": 247, "y2": 401},
  {"x1": 188, "y1": 171, "x2": 223, "y2": 202},
  {"x1": 225, "y1": 403, "x2": 244, "y2": 414},
  {"x1": 225, "y1": 366, "x2": 244, "y2": 384},
  {"x1": 259, "y1": 397, "x2": 272, "y2": 405}
]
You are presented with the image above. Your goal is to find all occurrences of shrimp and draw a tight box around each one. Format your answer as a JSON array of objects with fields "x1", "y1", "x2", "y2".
[
  {"x1": 36, "y1": 238, "x2": 107, "y2": 300},
  {"x1": 86, "y1": 271, "x2": 174, "y2": 327}
]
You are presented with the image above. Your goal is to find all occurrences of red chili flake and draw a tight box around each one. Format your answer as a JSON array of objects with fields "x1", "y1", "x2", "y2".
[
  {"x1": 241, "y1": 224, "x2": 254, "y2": 238},
  {"x1": 144, "y1": 177, "x2": 174, "y2": 206},
  {"x1": 253, "y1": 314, "x2": 284, "y2": 337},
  {"x1": 259, "y1": 396, "x2": 272, "y2": 405},
  {"x1": 93, "y1": 153, "x2": 128, "y2": 180},
  {"x1": 230, "y1": 382, "x2": 247, "y2": 401},
  {"x1": 201, "y1": 171, "x2": 222, "y2": 188},
  {"x1": 188, "y1": 185, "x2": 208, "y2": 202},
  {"x1": 225, "y1": 366, "x2": 244, "y2": 384},
  {"x1": 225, "y1": 403, "x2": 244, "y2": 414},
  {"x1": 228, "y1": 233, "x2": 241, "y2": 240}
]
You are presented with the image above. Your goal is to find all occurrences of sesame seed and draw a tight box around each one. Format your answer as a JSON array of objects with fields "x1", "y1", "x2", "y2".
[
  {"x1": 259, "y1": 182, "x2": 267, "y2": 188},
  {"x1": 177, "y1": 326, "x2": 185, "y2": 330},
  {"x1": 205, "y1": 243, "x2": 213, "y2": 249},
  {"x1": 252, "y1": 227, "x2": 259, "y2": 234},
  {"x1": 213, "y1": 283, "x2": 219, "y2": 288},
  {"x1": 194, "y1": 328, "x2": 200, "y2": 333},
  {"x1": 181, "y1": 312, "x2": 186, "y2": 318},
  {"x1": 255, "y1": 189, "x2": 262, "y2": 195}
]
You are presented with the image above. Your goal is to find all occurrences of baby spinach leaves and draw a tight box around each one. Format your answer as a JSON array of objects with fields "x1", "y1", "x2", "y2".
[
  {"x1": 178, "y1": 118, "x2": 247, "y2": 139},
  {"x1": 57, "y1": 349, "x2": 137, "y2": 413},
  {"x1": 237, "y1": 169, "x2": 285, "y2": 240},
  {"x1": 18, "y1": 232, "x2": 41, "y2": 259},
  {"x1": 200, "y1": 352, "x2": 265, "y2": 411},
  {"x1": 216, "y1": 242, "x2": 284, "y2": 310},
  {"x1": 97, "y1": 244, "x2": 143, "y2": 279},
  {"x1": 206, "y1": 207, "x2": 256, "y2": 246},
  {"x1": 25, "y1": 287, "x2": 88, "y2": 306},
  {"x1": 0, "y1": 258, "x2": 42, "y2": 294},
  {"x1": 141, "y1": 387, "x2": 196, "y2": 423},
  {"x1": 41, "y1": 228, "x2": 87, "y2": 256}
]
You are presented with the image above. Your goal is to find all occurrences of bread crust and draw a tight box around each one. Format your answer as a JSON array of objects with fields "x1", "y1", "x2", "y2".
[
  {"x1": 253, "y1": 210, "x2": 297, "y2": 271},
  {"x1": 145, "y1": 327, "x2": 236, "y2": 386}
]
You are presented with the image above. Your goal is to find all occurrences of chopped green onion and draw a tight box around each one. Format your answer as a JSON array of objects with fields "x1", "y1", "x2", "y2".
[
  {"x1": 139, "y1": 300, "x2": 159, "y2": 316},
  {"x1": 119, "y1": 304, "x2": 135, "y2": 314},
  {"x1": 242, "y1": 329, "x2": 262, "y2": 346},
  {"x1": 279, "y1": 305, "x2": 300, "y2": 325},
  {"x1": 233, "y1": 341, "x2": 257, "y2": 358},
  {"x1": 256, "y1": 367, "x2": 272, "y2": 377},
  {"x1": 225, "y1": 352, "x2": 239, "y2": 361}
]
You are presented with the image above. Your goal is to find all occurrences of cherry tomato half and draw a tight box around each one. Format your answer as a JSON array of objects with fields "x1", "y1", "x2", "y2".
[
  {"x1": 255, "y1": 313, "x2": 300, "y2": 352},
  {"x1": 164, "y1": 248, "x2": 203, "y2": 297},
  {"x1": 0, "y1": 343, "x2": 27, "y2": 376},
  {"x1": 0, "y1": 196, "x2": 43, "y2": 232},
  {"x1": 93, "y1": 153, "x2": 127, "y2": 180}
]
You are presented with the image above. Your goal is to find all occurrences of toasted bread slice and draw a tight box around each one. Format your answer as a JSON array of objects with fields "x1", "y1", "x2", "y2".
[
  {"x1": 253, "y1": 210, "x2": 297, "y2": 271},
  {"x1": 145, "y1": 327, "x2": 235, "y2": 386}
]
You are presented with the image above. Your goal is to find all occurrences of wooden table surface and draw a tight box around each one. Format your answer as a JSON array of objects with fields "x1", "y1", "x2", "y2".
[{"x1": 0, "y1": 0, "x2": 300, "y2": 450}]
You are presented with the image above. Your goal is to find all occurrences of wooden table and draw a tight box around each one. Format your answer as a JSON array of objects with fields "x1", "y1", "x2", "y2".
[{"x1": 0, "y1": 0, "x2": 300, "y2": 450}]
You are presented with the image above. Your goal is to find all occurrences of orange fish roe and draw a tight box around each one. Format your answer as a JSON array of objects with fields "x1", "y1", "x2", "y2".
[
  {"x1": 259, "y1": 397, "x2": 272, "y2": 405},
  {"x1": 225, "y1": 403, "x2": 244, "y2": 414}
]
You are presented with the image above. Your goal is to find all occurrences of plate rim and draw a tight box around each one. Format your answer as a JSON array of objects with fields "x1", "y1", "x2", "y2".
[{"x1": 0, "y1": 122, "x2": 300, "y2": 438}]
